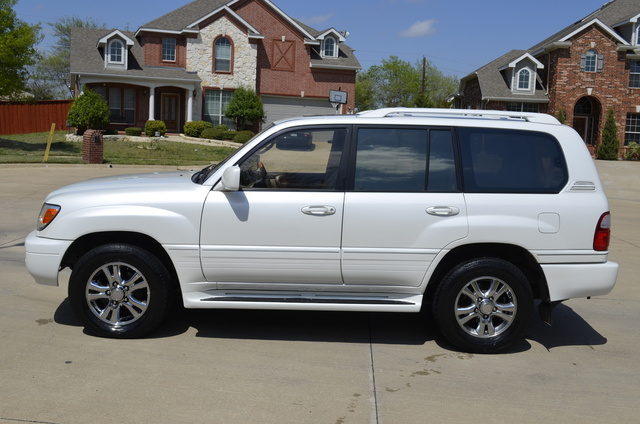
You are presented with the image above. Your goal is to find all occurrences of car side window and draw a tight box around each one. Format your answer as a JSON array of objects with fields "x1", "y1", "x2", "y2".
[
  {"x1": 239, "y1": 128, "x2": 346, "y2": 190},
  {"x1": 353, "y1": 128, "x2": 428, "y2": 191},
  {"x1": 458, "y1": 127, "x2": 568, "y2": 193},
  {"x1": 427, "y1": 129, "x2": 458, "y2": 192}
]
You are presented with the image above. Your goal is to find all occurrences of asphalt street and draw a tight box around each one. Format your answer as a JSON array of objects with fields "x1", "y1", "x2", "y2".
[{"x1": 0, "y1": 160, "x2": 638, "y2": 424}]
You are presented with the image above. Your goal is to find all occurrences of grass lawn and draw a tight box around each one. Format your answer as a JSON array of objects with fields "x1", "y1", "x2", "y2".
[{"x1": 0, "y1": 131, "x2": 236, "y2": 166}]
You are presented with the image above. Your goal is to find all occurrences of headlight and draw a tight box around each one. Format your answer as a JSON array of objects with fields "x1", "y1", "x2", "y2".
[{"x1": 37, "y1": 204, "x2": 61, "y2": 231}]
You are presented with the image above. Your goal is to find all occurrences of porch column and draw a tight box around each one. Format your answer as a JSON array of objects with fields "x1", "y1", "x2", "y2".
[
  {"x1": 186, "y1": 88, "x2": 194, "y2": 122},
  {"x1": 148, "y1": 87, "x2": 155, "y2": 121}
]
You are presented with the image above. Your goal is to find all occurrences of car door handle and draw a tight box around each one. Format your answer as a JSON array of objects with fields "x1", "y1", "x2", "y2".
[
  {"x1": 426, "y1": 206, "x2": 460, "y2": 216},
  {"x1": 302, "y1": 206, "x2": 337, "y2": 216}
]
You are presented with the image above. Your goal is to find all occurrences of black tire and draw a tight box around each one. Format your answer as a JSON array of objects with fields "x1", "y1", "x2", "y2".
[
  {"x1": 68, "y1": 243, "x2": 173, "y2": 338},
  {"x1": 433, "y1": 258, "x2": 533, "y2": 353}
]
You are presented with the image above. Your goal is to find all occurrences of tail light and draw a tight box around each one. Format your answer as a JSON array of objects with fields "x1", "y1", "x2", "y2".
[{"x1": 593, "y1": 212, "x2": 611, "y2": 251}]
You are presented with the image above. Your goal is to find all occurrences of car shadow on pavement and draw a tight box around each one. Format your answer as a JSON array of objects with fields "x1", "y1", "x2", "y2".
[{"x1": 53, "y1": 298, "x2": 606, "y2": 351}]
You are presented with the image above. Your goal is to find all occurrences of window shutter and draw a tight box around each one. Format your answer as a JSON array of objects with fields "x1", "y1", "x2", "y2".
[
  {"x1": 580, "y1": 54, "x2": 586, "y2": 71},
  {"x1": 597, "y1": 54, "x2": 604, "y2": 72}
]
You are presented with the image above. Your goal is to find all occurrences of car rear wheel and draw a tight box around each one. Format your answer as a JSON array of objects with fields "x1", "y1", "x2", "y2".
[
  {"x1": 68, "y1": 244, "x2": 172, "y2": 338},
  {"x1": 433, "y1": 258, "x2": 533, "y2": 353}
]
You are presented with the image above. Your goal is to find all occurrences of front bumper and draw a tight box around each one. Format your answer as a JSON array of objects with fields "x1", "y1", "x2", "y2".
[{"x1": 24, "y1": 231, "x2": 73, "y2": 286}]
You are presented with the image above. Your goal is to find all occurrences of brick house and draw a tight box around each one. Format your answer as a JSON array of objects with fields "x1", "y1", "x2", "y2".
[
  {"x1": 70, "y1": 0, "x2": 360, "y2": 133},
  {"x1": 455, "y1": 0, "x2": 640, "y2": 153}
]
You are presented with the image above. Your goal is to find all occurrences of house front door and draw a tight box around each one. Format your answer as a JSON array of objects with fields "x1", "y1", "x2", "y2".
[{"x1": 161, "y1": 94, "x2": 180, "y2": 133}]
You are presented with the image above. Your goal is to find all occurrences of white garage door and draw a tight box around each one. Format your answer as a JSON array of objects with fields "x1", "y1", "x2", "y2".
[{"x1": 262, "y1": 96, "x2": 337, "y2": 127}]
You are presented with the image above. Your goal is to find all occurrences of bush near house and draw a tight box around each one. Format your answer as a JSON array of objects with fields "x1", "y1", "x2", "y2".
[
  {"x1": 624, "y1": 142, "x2": 640, "y2": 160},
  {"x1": 183, "y1": 120, "x2": 213, "y2": 138},
  {"x1": 125, "y1": 127, "x2": 143, "y2": 136},
  {"x1": 597, "y1": 108, "x2": 620, "y2": 160},
  {"x1": 200, "y1": 128, "x2": 255, "y2": 143},
  {"x1": 144, "y1": 120, "x2": 166, "y2": 137},
  {"x1": 66, "y1": 87, "x2": 110, "y2": 135},
  {"x1": 234, "y1": 130, "x2": 255, "y2": 143}
]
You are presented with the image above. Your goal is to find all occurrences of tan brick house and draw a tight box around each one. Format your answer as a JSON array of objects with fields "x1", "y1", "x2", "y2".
[
  {"x1": 70, "y1": 0, "x2": 360, "y2": 133},
  {"x1": 455, "y1": 0, "x2": 640, "y2": 153}
]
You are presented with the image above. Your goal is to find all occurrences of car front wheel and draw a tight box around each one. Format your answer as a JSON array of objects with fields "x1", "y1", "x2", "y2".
[
  {"x1": 68, "y1": 244, "x2": 172, "y2": 338},
  {"x1": 433, "y1": 258, "x2": 533, "y2": 353}
]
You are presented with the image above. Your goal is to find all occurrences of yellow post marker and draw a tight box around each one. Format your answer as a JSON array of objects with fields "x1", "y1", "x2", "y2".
[{"x1": 43, "y1": 123, "x2": 56, "y2": 162}]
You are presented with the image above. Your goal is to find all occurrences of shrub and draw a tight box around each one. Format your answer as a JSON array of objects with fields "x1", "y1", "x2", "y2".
[
  {"x1": 66, "y1": 87, "x2": 110, "y2": 134},
  {"x1": 597, "y1": 108, "x2": 620, "y2": 160},
  {"x1": 222, "y1": 130, "x2": 238, "y2": 140},
  {"x1": 624, "y1": 142, "x2": 640, "y2": 160},
  {"x1": 215, "y1": 124, "x2": 229, "y2": 131},
  {"x1": 103, "y1": 128, "x2": 118, "y2": 135},
  {"x1": 184, "y1": 120, "x2": 213, "y2": 138},
  {"x1": 234, "y1": 130, "x2": 255, "y2": 144},
  {"x1": 125, "y1": 127, "x2": 143, "y2": 136},
  {"x1": 223, "y1": 87, "x2": 265, "y2": 130},
  {"x1": 200, "y1": 128, "x2": 225, "y2": 140},
  {"x1": 145, "y1": 120, "x2": 167, "y2": 137}
]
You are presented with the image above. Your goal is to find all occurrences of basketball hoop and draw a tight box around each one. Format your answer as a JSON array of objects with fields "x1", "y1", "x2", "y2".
[{"x1": 329, "y1": 90, "x2": 347, "y2": 114}]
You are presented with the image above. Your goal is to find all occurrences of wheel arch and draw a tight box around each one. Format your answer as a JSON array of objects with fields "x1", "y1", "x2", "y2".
[
  {"x1": 424, "y1": 243, "x2": 549, "y2": 303},
  {"x1": 61, "y1": 232, "x2": 180, "y2": 288}
]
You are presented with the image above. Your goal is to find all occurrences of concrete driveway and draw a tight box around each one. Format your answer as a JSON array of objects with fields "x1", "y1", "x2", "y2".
[{"x1": 0, "y1": 161, "x2": 638, "y2": 424}]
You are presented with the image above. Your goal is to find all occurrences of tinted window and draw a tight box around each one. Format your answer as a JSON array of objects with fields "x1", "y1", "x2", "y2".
[
  {"x1": 458, "y1": 128, "x2": 567, "y2": 193},
  {"x1": 239, "y1": 128, "x2": 346, "y2": 190},
  {"x1": 353, "y1": 128, "x2": 427, "y2": 191},
  {"x1": 428, "y1": 130, "x2": 457, "y2": 192}
]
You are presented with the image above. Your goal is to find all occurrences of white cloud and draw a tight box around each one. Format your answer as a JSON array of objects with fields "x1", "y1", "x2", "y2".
[{"x1": 398, "y1": 19, "x2": 437, "y2": 38}]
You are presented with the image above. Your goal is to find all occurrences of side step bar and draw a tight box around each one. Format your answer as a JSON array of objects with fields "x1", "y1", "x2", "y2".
[{"x1": 183, "y1": 292, "x2": 423, "y2": 312}]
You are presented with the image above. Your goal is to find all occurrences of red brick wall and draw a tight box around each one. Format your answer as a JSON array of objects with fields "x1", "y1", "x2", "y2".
[
  {"x1": 541, "y1": 25, "x2": 638, "y2": 146},
  {"x1": 235, "y1": 0, "x2": 356, "y2": 111},
  {"x1": 141, "y1": 34, "x2": 187, "y2": 68}
]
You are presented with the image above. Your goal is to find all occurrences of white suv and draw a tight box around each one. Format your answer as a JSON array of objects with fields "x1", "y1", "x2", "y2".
[{"x1": 25, "y1": 108, "x2": 618, "y2": 353}]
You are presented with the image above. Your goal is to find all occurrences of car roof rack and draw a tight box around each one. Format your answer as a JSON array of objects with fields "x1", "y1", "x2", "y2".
[{"x1": 356, "y1": 108, "x2": 561, "y2": 125}]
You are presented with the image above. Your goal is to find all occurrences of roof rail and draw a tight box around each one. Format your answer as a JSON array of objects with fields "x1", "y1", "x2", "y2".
[{"x1": 357, "y1": 108, "x2": 561, "y2": 125}]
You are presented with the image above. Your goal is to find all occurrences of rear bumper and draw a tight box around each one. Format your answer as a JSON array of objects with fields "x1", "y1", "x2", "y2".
[
  {"x1": 542, "y1": 261, "x2": 619, "y2": 301},
  {"x1": 24, "y1": 231, "x2": 72, "y2": 286}
]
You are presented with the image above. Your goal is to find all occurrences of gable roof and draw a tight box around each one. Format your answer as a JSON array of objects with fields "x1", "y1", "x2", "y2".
[
  {"x1": 531, "y1": 0, "x2": 637, "y2": 53},
  {"x1": 459, "y1": 0, "x2": 639, "y2": 102},
  {"x1": 70, "y1": 27, "x2": 201, "y2": 84}
]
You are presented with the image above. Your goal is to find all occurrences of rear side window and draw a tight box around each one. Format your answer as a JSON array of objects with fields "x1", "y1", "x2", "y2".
[
  {"x1": 351, "y1": 127, "x2": 458, "y2": 192},
  {"x1": 458, "y1": 128, "x2": 567, "y2": 193}
]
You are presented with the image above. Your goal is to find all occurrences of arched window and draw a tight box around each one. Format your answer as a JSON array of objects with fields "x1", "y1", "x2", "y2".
[
  {"x1": 108, "y1": 40, "x2": 124, "y2": 64},
  {"x1": 214, "y1": 37, "x2": 232, "y2": 72},
  {"x1": 517, "y1": 68, "x2": 531, "y2": 90},
  {"x1": 323, "y1": 37, "x2": 336, "y2": 57}
]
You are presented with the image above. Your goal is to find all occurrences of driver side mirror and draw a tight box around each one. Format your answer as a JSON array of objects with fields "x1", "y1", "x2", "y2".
[{"x1": 217, "y1": 166, "x2": 240, "y2": 191}]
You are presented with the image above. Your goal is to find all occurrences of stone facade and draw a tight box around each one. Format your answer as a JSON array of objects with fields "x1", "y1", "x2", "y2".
[{"x1": 187, "y1": 17, "x2": 258, "y2": 90}]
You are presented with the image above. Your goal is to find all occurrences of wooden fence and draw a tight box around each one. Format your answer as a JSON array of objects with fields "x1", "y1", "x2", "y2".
[{"x1": 0, "y1": 100, "x2": 73, "y2": 135}]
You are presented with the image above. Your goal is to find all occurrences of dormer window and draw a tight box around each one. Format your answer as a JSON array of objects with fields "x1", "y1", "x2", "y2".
[
  {"x1": 162, "y1": 38, "x2": 176, "y2": 62},
  {"x1": 517, "y1": 68, "x2": 531, "y2": 90},
  {"x1": 108, "y1": 40, "x2": 124, "y2": 64},
  {"x1": 323, "y1": 37, "x2": 337, "y2": 58}
]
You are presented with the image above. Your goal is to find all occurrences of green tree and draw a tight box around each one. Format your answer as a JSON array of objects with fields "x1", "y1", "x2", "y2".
[
  {"x1": 224, "y1": 87, "x2": 265, "y2": 130},
  {"x1": 66, "y1": 87, "x2": 110, "y2": 134},
  {"x1": 0, "y1": 0, "x2": 42, "y2": 98},
  {"x1": 355, "y1": 56, "x2": 458, "y2": 111},
  {"x1": 33, "y1": 16, "x2": 106, "y2": 99},
  {"x1": 597, "y1": 108, "x2": 620, "y2": 160}
]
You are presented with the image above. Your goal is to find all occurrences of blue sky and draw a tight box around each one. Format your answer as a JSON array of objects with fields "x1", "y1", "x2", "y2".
[{"x1": 14, "y1": 0, "x2": 608, "y2": 77}]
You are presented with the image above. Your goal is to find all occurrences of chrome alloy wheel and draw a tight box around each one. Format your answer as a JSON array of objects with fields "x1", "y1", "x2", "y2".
[
  {"x1": 454, "y1": 276, "x2": 517, "y2": 338},
  {"x1": 85, "y1": 262, "x2": 150, "y2": 327}
]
